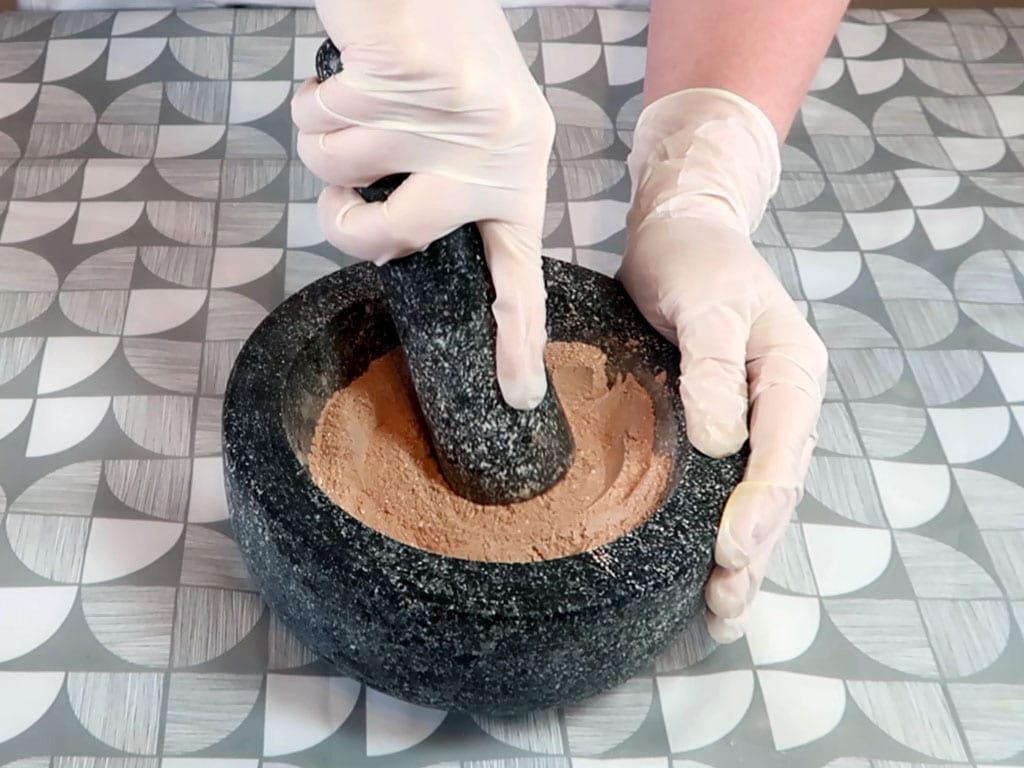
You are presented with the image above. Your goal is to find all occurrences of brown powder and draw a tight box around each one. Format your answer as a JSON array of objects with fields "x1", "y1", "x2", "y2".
[{"x1": 308, "y1": 341, "x2": 671, "y2": 563}]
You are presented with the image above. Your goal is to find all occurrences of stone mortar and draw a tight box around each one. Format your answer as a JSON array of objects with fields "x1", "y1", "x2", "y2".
[{"x1": 223, "y1": 258, "x2": 747, "y2": 715}]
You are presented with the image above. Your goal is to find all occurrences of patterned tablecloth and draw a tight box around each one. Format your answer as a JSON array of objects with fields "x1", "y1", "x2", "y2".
[{"x1": 1, "y1": 6, "x2": 1024, "y2": 766}]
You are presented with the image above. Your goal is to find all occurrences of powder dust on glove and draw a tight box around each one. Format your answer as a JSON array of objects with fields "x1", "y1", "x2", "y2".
[{"x1": 308, "y1": 341, "x2": 671, "y2": 563}]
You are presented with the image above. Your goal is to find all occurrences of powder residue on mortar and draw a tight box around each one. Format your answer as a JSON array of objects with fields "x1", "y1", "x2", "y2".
[{"x1": 308, "y1": 341, "x2": 671, "y2": 563}]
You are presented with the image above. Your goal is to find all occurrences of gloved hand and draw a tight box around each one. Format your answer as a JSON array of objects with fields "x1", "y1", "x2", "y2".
[
  {"x1": 291, "y1": 0, "x2": 555, "y2": 410},
  {"x1": 619, "y1": 88, "x2": 828, "y2": 643}
]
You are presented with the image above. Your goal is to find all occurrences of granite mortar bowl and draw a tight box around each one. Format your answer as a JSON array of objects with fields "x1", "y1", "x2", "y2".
[{"x1": 223, "y1": 257, "x2": 746, "y2": 715}]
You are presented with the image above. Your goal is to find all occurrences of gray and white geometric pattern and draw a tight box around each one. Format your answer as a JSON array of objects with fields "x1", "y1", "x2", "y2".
[{"x1": 1, "y1": 5, "x2": 1024, "y2": 765}]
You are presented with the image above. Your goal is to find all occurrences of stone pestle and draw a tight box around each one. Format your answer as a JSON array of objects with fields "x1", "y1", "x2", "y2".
[{"x1": 314, "y1": 38, "x2": 574, "y2": 505}]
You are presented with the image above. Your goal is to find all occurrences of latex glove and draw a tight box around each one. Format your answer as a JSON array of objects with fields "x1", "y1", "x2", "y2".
[
  {"x1": 619, "y1": 89, "x2": 828, "y2": 643},
  {"x1": 291, "y1": 0, "x2": 555, "y2": 410}
]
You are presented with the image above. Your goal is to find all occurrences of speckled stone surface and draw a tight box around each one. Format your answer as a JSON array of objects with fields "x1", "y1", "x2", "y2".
[
  {"x1": 315, "y1": 39, "x2": 574, "y2": 505},
  {"x1": 223, "y1": 258, "x2": 746, "y2": 715},
  {"x1": 363, "y1": 176, "x2": 575, "y2": 505},
  {"x1": 314, "y1": 37, "x2": 341, "y2": 84}
]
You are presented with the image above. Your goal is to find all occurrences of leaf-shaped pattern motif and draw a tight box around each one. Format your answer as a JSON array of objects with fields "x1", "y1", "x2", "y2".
[
  {"x1": 825, "y1": 599, "x2": 938, "y2": 676},
  {"x1": 100, "y1": 83, "x2": 163, "y2": 126},
  {"x1": 846, "y1": 59, "x2": 902, "y2": 95},
  {"x1": 104, "y1": 458, "x2": 191, "y2": 520},
  {"x1": 81, "y1": 519, "x2": 183, "y2": 584},
  {"x1": 67, "y1": 672, "x2": 164, "y2": 753},
  {"x1": 163, "y1": 673, "x2": 262, "y2": 754},
  {"x1": 0, "y1": 336, "x2": 43, "y2": 386},
  {"x1": 847, "y1": 680, "x2": 966, "y2": 760},
  {"x1": 0, "y1": 672, "x2": 66, "y2": 745},
  {"x1": 930, "y1": 406, "x2": 1011, "y2": 464},
  {"x1": 112, "y1": 395, "x2": 193, "y2": 456},
  {"x1": 81, "y1": 586, "x2": 175, "y2": 667},
  {"x1": 759, "y1": 672, "x2": 846, "y2": 750},
  {"x1": 895, "y1": 531, "x2": 1003, "y2": 599},
  {"x1": 849, "y1": 403, "x2": 927, "y2": 458},
  {"x1": 106, "y1": 38, "x2": 165, "y2": 81},
  {"x1": 828, "y1": 349, "x2": 904, "y2": 399},
  {"x1": 123, "y1": 339, "x2": 202, "y2": 392},
  {"x1": 805, "y1": 456, "x2": 886, "y2": 525},
  {"x1": 168, "y1": 37, "x2": 229, "y2": 79},
  {"x1": 948, "y1": 684, "x2": 1024, "y2": 762},
  {"x1": 542, "y1": 42, "x2": 602, "y2": 85},
  {"x1": 366, "y1": 689, "x2": 447, "y2": 756},
  {"x1": 871, "y1": 460, "x2": 950, "y2": 529},
  {"x1": 919, "y1": 599, "x2": 1010, "y2": 677},
  {"x1": 905, "y1": 350, "x2": 985, "y2": 405},
  {"x1": 138, "y1": 246, "x2": 212, "y2": 288},
  {"x1": 745, "y1": 593, "x2": 821, "y2": 666},
  {"x1": 171, "y1": 586, "x2": 264, "y2": 667},
  {"x1": 63, "y1": 247, "x2": 136, "y2": 289},
  {"x1": 11, "y1": 461, "x2": 100, "y2": 516},
  {"x1": 13, "y1": 159, "x2": 83, "y2": 199},
  {"x1": 472, "y1": 708, "x2": 564, "y2": 753},
  {"x1": 122, "y1": 289, "x2": 207, "y2": 336},
  {"x1": 563, "y1": 677, "x2": 653, "y2": 755},
  {"x1": 0, "y1": 587, "x2": 77, "y2": 663},
  {"x1": 43, "y1": 39, "x2": 107, "y2": 82},
  {"x1": 26, "y1": 396, "x2": 110, "y2": 457},
  {"x1": 262, "y1": 674, "x2": 362, "y2": 756},
  {"x1": 803, "y1": 524, "x2": 893, "y2": 596},
  {"x1": 216, "y1": 203, "x2": 285, "y2": 246},
  {"x1": 956, "y1": 468, "x2": 1024, "y2": 529},
  {"x1": 154, "y1": 126, "x2": 224, "y2": 159},
  {"x1": 231, "y1": 36, "x2": 292, "y2": 79},
  {"x1": 657, "y1": 672, "x2": 754, "y2": 752},
  {"x1": 37, "y1": 336, "x2": 119, "y2": 394},
  {"x1": 111, "y1": 10, "x2": 170, "y2": 35}
]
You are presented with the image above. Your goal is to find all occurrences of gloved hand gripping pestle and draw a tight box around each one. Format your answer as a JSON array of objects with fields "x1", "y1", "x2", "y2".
[{"x1": 314, "y1": 39, "x2": 574, "y2": 505}]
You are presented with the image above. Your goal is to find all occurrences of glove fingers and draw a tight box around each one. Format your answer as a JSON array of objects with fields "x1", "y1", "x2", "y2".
[
  {"x1": 715, "y1": 383, "x2": 820, "y2": 572},
  {"x1": 296, "y1": 126, "x2": 415, "y2": 189},
  {"x1": 707, "y1": 607, "x2": 747, "y2": 645},
  {"x1": 674, "y1": 304, "x2": 750, "y2": 458},
  {"x1": 479, "y1": 220, "x2": 548, "y2": 411},
  {"x1": 292, "y1": 72, "x2": 385, "y2": 135},
  {"x1": 747, "y1": 301, "x2": 828, "y2": 408},
  {"x1": 714, "y1": 473, "x2": 794, "y2": 570},
  {"x1": 744, "y1": 320, "x2": 826, "y2": 491},
  {"x1": 317, "y1": 175, "x2": 473, "y2": 265},
  {"x1": 711, "y1": 308, "x2": 826, "y2": 565},
  {"x1": 705, "y1": 563, "x2": 752, "y2": 620},
  {"x1": 616, "y1": 245, "x2": 682, "y2": 343},
  {"x1": 716, "y1": 383, "x2": 815, "y2": 568},
  {"x1": 706, "y1": 520, "x2": 787, "y2": 640},
  {"x1": 292, "y1": 77, "x2": 358, "y2": 135}
]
